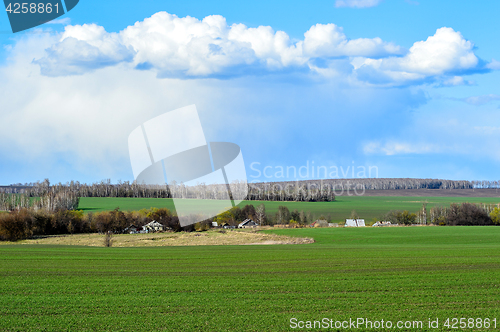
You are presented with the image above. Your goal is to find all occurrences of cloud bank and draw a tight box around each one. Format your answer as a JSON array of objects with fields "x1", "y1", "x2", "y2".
[{"x1": 32, "y1": 12, "x2": 491, "y2": 86}]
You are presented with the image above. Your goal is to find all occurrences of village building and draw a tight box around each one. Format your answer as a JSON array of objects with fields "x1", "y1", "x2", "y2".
[
  {"x1": 143, "y1": 221, "x2": 164, "y2": 232},
  {"x1": 238, "y1": 219, "x2": 258, "y2": 228},
  {"x1": 345, "y1": 219, "x2": 366, "y2": 227}
]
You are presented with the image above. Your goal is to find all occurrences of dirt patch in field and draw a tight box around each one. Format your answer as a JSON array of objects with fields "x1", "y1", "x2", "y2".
[{"x1": 2, "y1": 230, "x2": 314, "y2": 247}]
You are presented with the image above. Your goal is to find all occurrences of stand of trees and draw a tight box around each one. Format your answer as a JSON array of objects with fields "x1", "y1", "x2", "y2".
[
  {"x1": 0, "y1": 192, "x2": 79, "y2": 212},
  {"x1": 384, "y1": 202, "x2": 500, "y2": 226}
]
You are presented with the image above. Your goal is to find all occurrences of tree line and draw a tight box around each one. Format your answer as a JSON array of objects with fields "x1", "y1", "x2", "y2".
[
  {"x1": 260, "y1": 178, "x2": 475, "y2": 191},
  {"x1": 383, "y1": 202, "x2": 500, "y2": 226},
  {"x1": 3, "y1": 177, "x2": 499, "y2": 203}
]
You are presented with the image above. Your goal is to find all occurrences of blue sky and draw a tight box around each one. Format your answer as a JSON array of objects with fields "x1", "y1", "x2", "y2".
[{"x1": 1, "y1": 0, "x2": 500, "y2": 184}]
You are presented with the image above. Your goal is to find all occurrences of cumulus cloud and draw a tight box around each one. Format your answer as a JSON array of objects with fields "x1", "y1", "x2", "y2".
[
  {"x1": 34, "y1": 12, "x2": 402, "y2": 78},
  {"x1": 35, "y1": 24, "x2": 135, "y2": 76},
  {"x1": 354, "y1": 27, "x2": 480, "y2": 86},
  {"x1": 335, "y1": 0, "x2": 383, "y2": 8},
  {"x1": 302, "y1": 23, "x2": 401, "y2": 58},
  {"x1": 28, "y1": 13, "x2": 491, "y2": 87}
]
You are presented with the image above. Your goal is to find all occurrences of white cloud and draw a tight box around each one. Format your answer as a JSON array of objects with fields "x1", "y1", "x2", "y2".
[
  {"x1": 462, "y1": 94, "x2": 500, "y2": 105},
  {"x1": 441, "y1": 76, "x2": 473, "y2": 86},
  {"x1": 363, "y1": 141, "x2": 441, "y2": 155},
  {"x1": 27, "y1": 13, "x2": 491, "y2": 89},
  {"x1": 335, "y1": 0, "x2": 383, "y2": 8},
  {"x1": 362, "y1": 109, "x2": 500, "y2": 165},
  {"x1": 354, "y1": 27, "x2": 479, "y2": 86},
  {"x1": 31, "y1": 14, "x2": 488, "y2": 87},
  {"x1": 34, "y1": 12, "x2": 402, "y2": 78},
  {"x1": 35, "y1": 23, "x2": 135, "y2": 76},
  {"x1": 302, "y1": 23, "x2": 402, "y2": 58},
  {"x1": 486, "y1": 59, "x2": 500, "y2": 70}
]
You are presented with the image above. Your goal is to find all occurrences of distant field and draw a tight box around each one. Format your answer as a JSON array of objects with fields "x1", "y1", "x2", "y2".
[
  {"x1": 1, "y1": 227, "x2": 499, "y2": 331},
  {"x1": 78, "y1": 196, "x2": 500, "y2": 222}
]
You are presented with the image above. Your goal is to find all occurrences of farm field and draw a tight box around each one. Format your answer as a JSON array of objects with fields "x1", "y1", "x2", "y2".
[
  {"x1": 78, "y1": 196, "x2": 500, "y2": 222},
  {"x1": 1, "y1": 227, "x2": 499, "y2": 331}
]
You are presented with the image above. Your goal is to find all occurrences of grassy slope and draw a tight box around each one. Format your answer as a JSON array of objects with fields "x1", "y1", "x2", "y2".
[
  {"x1": 1, "y1": 227, "x2": 499, "y2": 331},
  {"x1": 78, "y1": 196, "x2": 500, "y2": 222}
]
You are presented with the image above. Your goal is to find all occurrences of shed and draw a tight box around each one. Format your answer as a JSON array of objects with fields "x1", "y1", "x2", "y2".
[{"x1": 345, "y1": 219, "x2": 365, "y2": 227}]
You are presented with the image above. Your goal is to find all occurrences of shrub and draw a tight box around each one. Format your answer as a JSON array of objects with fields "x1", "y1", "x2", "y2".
[
  {"x1": 384, "y1": 210, "x2": 417, "y2": 225},
  {"x1": 194, "y1": 220, "x2": 211, "y2": 231},
  {"x1": 446, "y1": 203, "x2": 492, "y2": 226},
  {"x1": 0, "y1": 209, "x2": 32, "y2": 241},
  {"x1": 490, "y1": 207, "x2": 500, "y2": 225}
]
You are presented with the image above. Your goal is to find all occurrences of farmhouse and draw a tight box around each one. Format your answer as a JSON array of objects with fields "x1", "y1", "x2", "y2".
[
  {"x1": 143, "y1": 221, "x2": 164, "y2": 232},
  {"x1": 238, "y1": 219, "x2": 258, "y2": 228},
  {"x1": 345, "y1": 219, "x2": 365, "y2": 227}
]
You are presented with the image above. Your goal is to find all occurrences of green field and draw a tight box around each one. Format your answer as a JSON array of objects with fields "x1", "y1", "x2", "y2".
[
  {"x1": 1, "y1": 227, "x2": 499, "y2": 331},
  {"x1": 78, "y1": 196, "x2": 500, "y2": 222}
]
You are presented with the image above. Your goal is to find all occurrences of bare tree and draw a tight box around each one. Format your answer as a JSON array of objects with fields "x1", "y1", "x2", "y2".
[{"x1": 104, "y1": 231, "x2": 113, "y2": 247}]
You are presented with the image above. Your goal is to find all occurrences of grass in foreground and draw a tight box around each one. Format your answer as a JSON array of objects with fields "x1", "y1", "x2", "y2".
[{"x1": 1, "y1": 227, "x2": 499, "y2": 331}]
